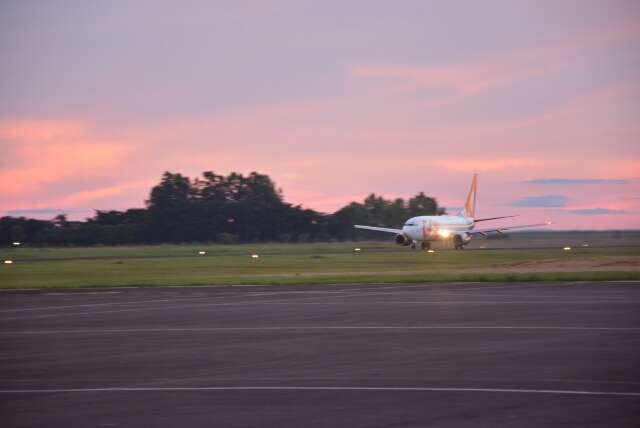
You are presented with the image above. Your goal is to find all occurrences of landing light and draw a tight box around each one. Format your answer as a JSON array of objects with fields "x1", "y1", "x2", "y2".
[
  {"x1": 12, "y1": 242, "x2": 21, "y2": 246},
  {"x1": 3, "y1": 260, "x2": 13, "y2": 264},
  {"x1": 354, "y1": 248, "x2": 361, "y2": 252},
  {"x1": 251, "y1": 254, "x2": 260, "y2": 258},
  {"x1": 427, "y1": 249, "x2": 435, "y2": 253},
  {"x1": 563, "y1": 247, "x2": 571, "y2": 251},
  {"x1": 437, "y1": 229, "x2": 451, "y2": 238},
  {"x1": 198, "y1": 251, "x2": 206, "y2": 255}
]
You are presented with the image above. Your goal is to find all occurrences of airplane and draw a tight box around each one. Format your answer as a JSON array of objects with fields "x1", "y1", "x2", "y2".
[{"x1": 354, "y1": 174, "x2": 550, "y2": 250}]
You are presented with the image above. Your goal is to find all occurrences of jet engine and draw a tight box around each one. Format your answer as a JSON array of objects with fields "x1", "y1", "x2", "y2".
[{"x1": 395, "y1": 233, "x2": 411, "y2": 246}]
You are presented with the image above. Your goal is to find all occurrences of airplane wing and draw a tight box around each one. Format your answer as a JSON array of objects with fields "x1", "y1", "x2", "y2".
[
  {"x1": 354, "y1": 225, "x2": 403, "y2": 234},
  {"x1": 469, "y1": 222, "x2": 551, "y2": 237}
]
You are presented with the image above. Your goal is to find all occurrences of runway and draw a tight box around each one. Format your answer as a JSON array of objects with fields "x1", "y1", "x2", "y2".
[{"x1": 1, "y1": 282, "x2": 639, "y2": 427}]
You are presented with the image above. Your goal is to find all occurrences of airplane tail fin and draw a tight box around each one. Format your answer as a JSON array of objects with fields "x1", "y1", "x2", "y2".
[{"x1": 463, "y1": 174, "x2": 478, "y2": 218}]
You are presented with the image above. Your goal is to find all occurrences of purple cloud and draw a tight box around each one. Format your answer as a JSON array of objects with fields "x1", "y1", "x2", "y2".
[
  {"x1": 511, "y1": 195, "x2": 568, "y2": 207},
  {"x1": 569, "y1": 208, "x2": 627, "y2": 215}
]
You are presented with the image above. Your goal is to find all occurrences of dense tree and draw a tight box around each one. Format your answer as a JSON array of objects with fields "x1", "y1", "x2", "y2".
[
  {"x1": 408, "y1": 192, "x2": 444, "y2": 217},
  {"x1": 0, "y1": 217, "x2": 54, "y2": 245},
  {"x1": 0, "y1": 171, "x2": 445, "y2": 245}
]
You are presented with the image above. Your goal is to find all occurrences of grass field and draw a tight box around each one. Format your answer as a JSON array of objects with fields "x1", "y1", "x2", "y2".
[{"x1": 1, "y1": 242, "x2": 639, "y2": 288}]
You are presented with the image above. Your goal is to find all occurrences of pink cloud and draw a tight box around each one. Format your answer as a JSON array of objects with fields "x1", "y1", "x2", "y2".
[
  {"x1": 432, "y1": 158, "x2": 544, "y2": 173},
  {"x1": 0, "y1": 120, "x2": 135, "y2": 195},
  {"x1": 351, "y1": 22, "x2": 640, "y2": 96},
  {"x1": 59, "y1": 180, "x2": 155, "y2": 206}
]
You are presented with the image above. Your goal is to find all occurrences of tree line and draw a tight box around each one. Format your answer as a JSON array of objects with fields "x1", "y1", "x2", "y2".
[{"x1": 0, "y1": 171, "x2": 445, "y2": 246}]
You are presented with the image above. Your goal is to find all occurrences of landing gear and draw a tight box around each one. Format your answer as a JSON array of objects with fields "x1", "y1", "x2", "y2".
[
  {"x1": 410, "y1": 241, "x2": 417, "y2": 250},
  {"x1": 421, "y1": 242, "x2": 431, "y2": 251},
  {"x1": 453, "y1": 235, "x2": 465, "y2": 250}
]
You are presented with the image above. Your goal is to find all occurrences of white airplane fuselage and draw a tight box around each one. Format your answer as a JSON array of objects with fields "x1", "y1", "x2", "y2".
[{"x1": 401, "y1": 215, "x2": 474, "y2": 243}]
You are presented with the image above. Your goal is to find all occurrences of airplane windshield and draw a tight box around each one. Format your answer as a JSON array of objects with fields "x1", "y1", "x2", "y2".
[{"x1": 404, "y1": 223, "x2": 416, "y2": 227}]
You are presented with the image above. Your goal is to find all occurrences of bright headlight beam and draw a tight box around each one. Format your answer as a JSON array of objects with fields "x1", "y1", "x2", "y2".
[{"x1": 437, "y1": 229, "x2": 451, "y2": 238}]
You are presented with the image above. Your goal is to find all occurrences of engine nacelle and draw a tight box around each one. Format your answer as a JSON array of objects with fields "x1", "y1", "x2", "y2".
[{"x1": 395, "y1": 233, "x2": 411, "y2": 246}]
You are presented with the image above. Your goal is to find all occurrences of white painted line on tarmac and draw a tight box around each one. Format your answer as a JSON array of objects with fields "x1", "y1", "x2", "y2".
[
  {"x1": 0, "y1": 289, "x2": 303, "y2": 314},
  {"x1": 0, "y1": 280, "x2": 638, "y2": 292},
  {"x1": 2, "y1": 298, "x2": 637, "y2": 321},
  {"x1": 320, "y1": 300, "x2": 640, "y2": 304},
  {"x1": 0, "y1": 297, "x2": 202, "y2": 313},
  {"x1": 0, "y1": 293, "x2": 365, "y2": 321},
  {"x1": 44, "y1": 291, "x2": 122, "y2": 295},
  {"x1": 2, "y1": 325, "x2": 639, "y2": 335},
  {"x1": 0, "y1": 386, "x2": 638, "y2": 397}
]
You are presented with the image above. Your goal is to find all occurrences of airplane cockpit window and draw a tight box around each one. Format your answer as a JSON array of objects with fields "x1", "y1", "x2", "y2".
[{"x1": 404, "y1": 223, "x2": 416, "y2": 227}]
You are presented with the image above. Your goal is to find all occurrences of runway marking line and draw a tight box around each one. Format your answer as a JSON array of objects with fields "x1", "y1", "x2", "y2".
[
  {"x1": 0, "y1": 293, "x2": 366, "y2": 321},
  {"x1": 0, "y1": 294, "x2": 254, "y2": 314},
  {"x1": 0, "y1": 290, "x2": 352, "y2": 314},
  {"x1": 3, "y1": 298, "x2": 639, "y2": 322},
  {"x1": 2, "y1": 325, "x2": 639, "y2": 335},
  {"x1": 1, "y1": 280, "x2": 638, "y2": 292},
  {"x1": 0, "y1": 386, "x2": 638, "y2": 397}
]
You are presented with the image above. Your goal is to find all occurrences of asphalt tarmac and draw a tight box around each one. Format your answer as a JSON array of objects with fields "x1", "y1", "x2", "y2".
[{"x1": 1, "y1": 282, "x2": 639, "y2": 427}]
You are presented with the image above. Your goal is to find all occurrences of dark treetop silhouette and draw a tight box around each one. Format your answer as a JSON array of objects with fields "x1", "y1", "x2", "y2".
[{"x1": 0, "y1": 171, "x2": 444, "y2": 245}]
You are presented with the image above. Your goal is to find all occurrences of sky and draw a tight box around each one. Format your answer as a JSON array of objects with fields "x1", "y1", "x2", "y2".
[{"x1": 0, "y1": 0, "x2": 639, "y2": 229}]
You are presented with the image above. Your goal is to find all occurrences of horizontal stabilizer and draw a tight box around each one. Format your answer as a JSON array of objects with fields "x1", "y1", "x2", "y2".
[
  {"x1": 474, "y1": 215, "x2": 518, "y2": 223},
  {"x1": 354, "y1": 225, "x2": 403, "y2": 234},
  {"x1": 470, "y1": 221, "x2": 551, "y2": 236}
]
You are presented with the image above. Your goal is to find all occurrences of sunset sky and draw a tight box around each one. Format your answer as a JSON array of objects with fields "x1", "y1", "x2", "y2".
[{"x1": 1, "y1": 0, "x2": 639, "y2": 229}]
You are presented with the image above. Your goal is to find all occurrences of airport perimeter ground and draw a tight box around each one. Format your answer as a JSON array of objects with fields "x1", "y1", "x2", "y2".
[{"x1": 1, "y1": 282, "x2": 639, "y2": 427}]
